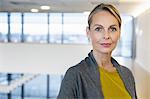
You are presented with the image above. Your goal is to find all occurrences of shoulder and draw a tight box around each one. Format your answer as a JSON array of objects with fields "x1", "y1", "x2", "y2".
[
  {"x1": 119, "y1": 65, "x2": 134, "y2": 79},
  {"x1": 112, "y1": 57, "x2": 134, "y2": 78},
  {"x1": 60, "y1": 60, "x2": 87, "y2": 88},
  {"x1": 120, "y1": 65, "x2": 132, "y2": 73},
  {"x1": 57, "y1": 61, "x2": 87, "y2": 98},
  {"x1": 65, "y1": 60, "x2": 88, "y2": 75},
  {"x1": 63, "y1": 59, "x2": 91, "y2": 81}
]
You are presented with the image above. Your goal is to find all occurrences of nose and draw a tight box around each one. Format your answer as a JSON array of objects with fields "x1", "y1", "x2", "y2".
[{"x1": 103, "y1": 32, "x2": 110, "y2": 39}]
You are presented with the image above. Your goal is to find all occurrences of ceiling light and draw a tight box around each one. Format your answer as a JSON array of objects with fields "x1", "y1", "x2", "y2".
[
  {"x1": 83, "y1": 11, "x2": 90, "y2": 15},
  {"x1": 40, "y1": 6, "x2": 50, "y2": 10},
  {"x1": 30, "y1": 9, "x2": 39, "y2": 12}
]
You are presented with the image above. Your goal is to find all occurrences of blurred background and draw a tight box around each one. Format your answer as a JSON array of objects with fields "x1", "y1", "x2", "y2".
[{"x1": 0, "y1": 0, "x2": 150, "y2": 99}]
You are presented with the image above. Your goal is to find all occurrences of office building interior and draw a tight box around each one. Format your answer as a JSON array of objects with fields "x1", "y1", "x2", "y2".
[{"x1": 0, "y1": 0, "x2": 150, "y2": 99}]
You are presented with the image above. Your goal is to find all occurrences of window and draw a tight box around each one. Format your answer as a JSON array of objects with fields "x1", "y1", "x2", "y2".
[
  {"x1": 24, "y1": 75, "x2": 47, "y2": 97},
  {"x1": 10, "y1": 13, "x2": 22, "y2": 42},
  {"x1": 24, "y1": 13, "x2": 48, "y2": 43},
  {"x1": 0, "y1": 13, "x2": 8, "y2": 42},
  {"x1": 49, "y1": 13, "x2": 62, "y2": 43},
  {"x1": 0, "y1": 12, "x2": 133, "y2": 57},
  {"x1": 49, "y1": 75, "x2": 61, "y2": 97},
  {"x1": 112, "y1": 15, "x2": 133, "y2": 57},
  {"x1": 120, "y1": 15, "x2": 133, "y2": 57},
  {"x1": 63, "y1": 13, "x2": 88, "y2": 44}
]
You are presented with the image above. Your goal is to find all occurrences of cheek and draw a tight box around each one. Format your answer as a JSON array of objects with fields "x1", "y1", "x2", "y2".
[
  {"x1": 90, "y1": 33, "x2": 102, "y2": 42},
  {"x1": 111, "y1": 33, "x2": 120, "y2": 43}
]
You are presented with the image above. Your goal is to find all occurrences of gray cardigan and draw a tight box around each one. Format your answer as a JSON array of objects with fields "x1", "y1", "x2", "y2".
[{"x1": 57, "y1": 51, "x2": 137, "y2": 99}]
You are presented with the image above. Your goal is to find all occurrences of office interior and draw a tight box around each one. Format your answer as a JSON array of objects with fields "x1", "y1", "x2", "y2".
[{"x1": 0, "y1": 0, "x2": 150, "y2": 99}]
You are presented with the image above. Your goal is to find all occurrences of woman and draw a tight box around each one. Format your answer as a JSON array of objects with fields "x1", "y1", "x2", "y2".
[{"x1": 57, "y1": 3, "x2": 137, "y2": 99}]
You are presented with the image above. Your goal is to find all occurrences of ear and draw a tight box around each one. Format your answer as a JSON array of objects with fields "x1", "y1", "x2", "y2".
[
  {"x1": 117, "y1": 29, "x2": 121, "y2": 42},
  {"x1": 86, "y1": 26, "x2": 90, "y2": 39},
  {"x1": 118, "y1": 29, "x2": 121, "y2": 39}
]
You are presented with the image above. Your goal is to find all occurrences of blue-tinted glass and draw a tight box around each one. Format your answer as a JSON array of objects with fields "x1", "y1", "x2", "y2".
[
  {"x1": 11, "y1": 87, "x2": 21, "y2": 97},
  {"x1": 63, "y1": 13, "x2": 88, "y2": 44},
  {"x1": 121, "y1": 15, "x2": 133, "y2": 57},
  {"x1": 10, "y1": 13, "x2": 22, "y2": 42},
  {"x1": 24, "y1": 75, "x2": 47, "y2": 97},
  {"x1": 0, "y1": 13, "x2": 8, "y2": 42},
  {"x1": 49, "y1": 75, "x2": 61, "y2": 98},
  {"x1": 112, "y1": 15, "x2": 133, "y2": 57},
  {"x1": 24, "y1": 13, "x2": 48, "y2": 43},
  {"x1": 0, "y1": 73, "x2": 7, "y2": 85},
  {"x1": 0, "y1": 93, "x2": 7, "y2": 99},
  {"x1": 49, "y1": 13, "x2": 62, "y2": 43}
]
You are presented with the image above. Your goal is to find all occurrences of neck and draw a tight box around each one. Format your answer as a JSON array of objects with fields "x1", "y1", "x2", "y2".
[{"x1": 93, "y1": 50, "x2": 113, "y2": 68}]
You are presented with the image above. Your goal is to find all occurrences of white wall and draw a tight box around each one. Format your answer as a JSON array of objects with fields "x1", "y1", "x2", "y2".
[
  {"x1": 135, "y1": 9, "x2": 150, "y2": 72},
  {"x1": 133, "y1": 10, "x2": 150, "y2": 98},
  {"x1": 0, "y1": 43, "x2": 92, "y2": 74}
]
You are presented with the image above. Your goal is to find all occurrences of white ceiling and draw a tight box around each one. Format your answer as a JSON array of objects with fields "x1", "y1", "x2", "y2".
[{"x1": 0, "y1": 0, "x2": 150, "y2": 16}]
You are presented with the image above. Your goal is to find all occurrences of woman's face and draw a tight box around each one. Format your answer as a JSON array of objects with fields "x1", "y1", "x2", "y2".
[{"x1": 87, "y1": 11, "x2": 120, "y2": 54}]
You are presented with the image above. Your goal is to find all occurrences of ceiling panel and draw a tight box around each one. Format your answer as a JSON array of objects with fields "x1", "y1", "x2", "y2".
[{"x1": 0, "y1": 0, "x2": 149, "y2": 16}]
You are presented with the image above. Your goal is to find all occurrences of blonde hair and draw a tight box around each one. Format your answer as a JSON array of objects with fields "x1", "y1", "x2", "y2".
[{"x1": 88, "y1": 3, "x2": 122, "y2": 29}]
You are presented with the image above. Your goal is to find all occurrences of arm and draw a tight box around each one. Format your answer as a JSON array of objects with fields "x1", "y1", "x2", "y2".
[
  {"x1": 122, "y1": 66, "x2": 138, "y2": 99},
  {"x1": 57, "y1": 67, "x2": 78, "y2": 99},
  {"x1": 130, "y1": 71, "x2": 138, "y2": 99}
]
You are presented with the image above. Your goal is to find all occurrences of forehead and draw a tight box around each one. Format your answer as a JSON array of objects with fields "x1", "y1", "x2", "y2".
[{"x1": 91, "y1": 11, "x2": 119, "y2": 26}]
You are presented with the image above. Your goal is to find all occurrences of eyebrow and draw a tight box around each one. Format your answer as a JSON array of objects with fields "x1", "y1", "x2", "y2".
[{"x1": 93, "y1": 24, "x2": 118, "y2": 27}]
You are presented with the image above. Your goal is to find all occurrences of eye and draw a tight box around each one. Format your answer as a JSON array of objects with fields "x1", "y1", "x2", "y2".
[
  {"x1": 109, "y1": 27, "x2": 117, "y2": 32},
  {"x1": 95, "y1": 27, "x2": 103, "y2": 32}
]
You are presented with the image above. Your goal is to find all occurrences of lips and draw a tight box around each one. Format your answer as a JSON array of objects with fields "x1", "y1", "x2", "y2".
[{"x1": 100, "y1": 43, "x2": 111, "y2": 47}]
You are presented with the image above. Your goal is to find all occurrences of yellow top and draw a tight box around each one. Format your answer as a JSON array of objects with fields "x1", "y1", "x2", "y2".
[{"x1": 99, "y1": 66, "x2": 131, "y2": 99}]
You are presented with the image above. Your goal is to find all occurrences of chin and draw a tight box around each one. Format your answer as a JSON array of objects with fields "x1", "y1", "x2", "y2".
[
  {"x1": 101, "y1": 50, "x2": 112, "y2": 54},
  {"x1": 96, "y1": 49, "x2": 112, "y2": 54}
]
